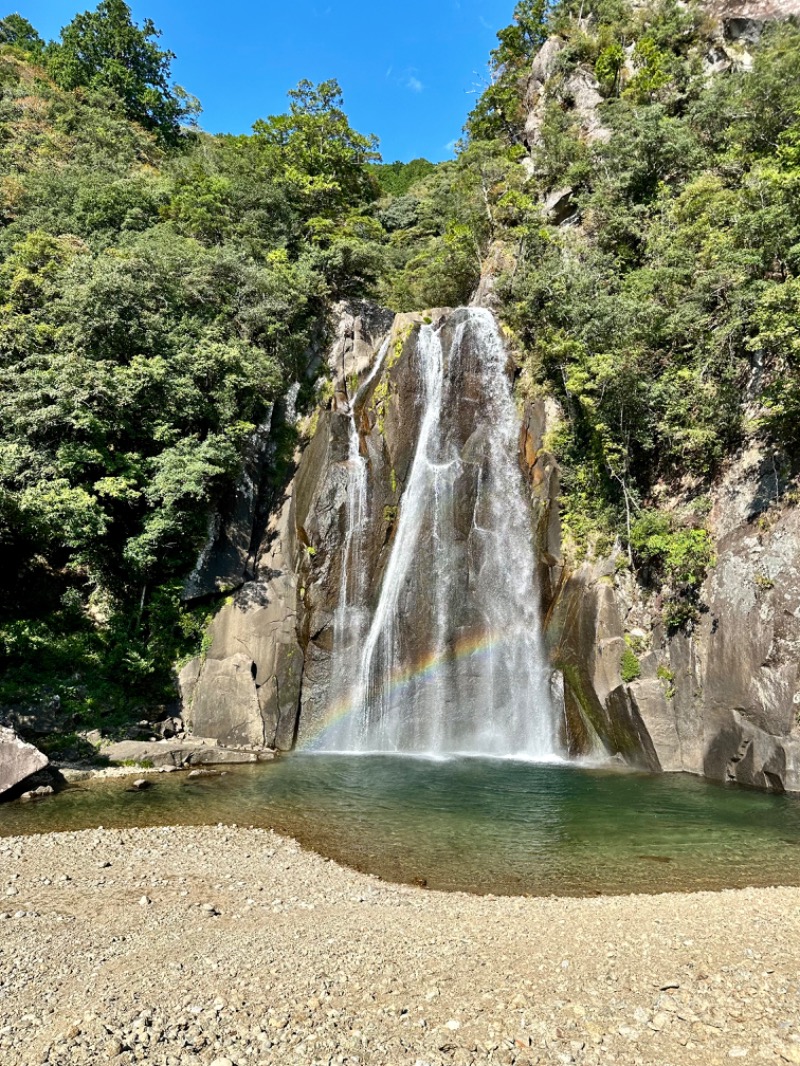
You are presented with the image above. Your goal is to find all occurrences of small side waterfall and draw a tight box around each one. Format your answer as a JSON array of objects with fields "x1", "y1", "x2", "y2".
[
  {"x1": 318, "y1": 308, "x2": 562, "y2": 760},
  {"x1": 328, "y1": 339, "x2": 391, "y2": 718}
]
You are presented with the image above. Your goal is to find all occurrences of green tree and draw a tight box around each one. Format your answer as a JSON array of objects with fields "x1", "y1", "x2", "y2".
[
  {"x1": 253, "y1": 79, "x2": 379, "y2": 215},
  {"x1": 0, "y1": 13, "x2": 44, "y2": 53},
  {"x1": 46, "y1": 0, "x2": 199, "y2": 143},
  {"x1": 467, "y1": 0, "x2": 550, "y2": 142}
]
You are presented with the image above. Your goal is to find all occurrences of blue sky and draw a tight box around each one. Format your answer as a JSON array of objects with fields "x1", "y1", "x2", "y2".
[{"x1": 24, "y1": 1, "x2": 516, "y2": 162}]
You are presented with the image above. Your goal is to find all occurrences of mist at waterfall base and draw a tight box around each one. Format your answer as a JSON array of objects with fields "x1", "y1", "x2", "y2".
[
  {"x1": 5, "y1": 757, "x2": 800, "y2": 897},
  {"x1": 312, "y1": 309, "x2": 564, "y2": 758}
]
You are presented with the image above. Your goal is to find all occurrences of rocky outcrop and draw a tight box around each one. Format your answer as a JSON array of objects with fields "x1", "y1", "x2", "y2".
[
  {"x1": 100, "y1": 738, "x2": 274, "y2": 769},
  {"x1": 183, "y1": 301, "x2": 407, "y2": 752},
  {"x1": 522, "y1": 398, "x2": 800, "y2": 792},
  {"x1": 324, "y1": 300, "x2": 396, "y2": 405},
  {"x1": 182, "y1": 487, "x2": 303, "y2": 751},
  {"x1": 524, "y1": 35, "x2": 610, "y2": 159},
  {"x1": 0, "y1": 726, "x2": 48, "y2": 798},
  {"x1": 181, "y1": 297, "x2": 800, "y2": 794},
  {"x1": 182, "y1": 408, "x2": 274, "y2": 602},
  {"x1": 293, "y1": 312, "x2": 438, "y2": 745}
]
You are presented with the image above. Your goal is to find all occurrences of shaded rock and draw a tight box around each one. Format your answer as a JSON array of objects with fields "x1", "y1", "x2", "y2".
[
  {"x1": 7, "y1": 695, "x2": 65, "y2": 739},
  {"x1": 544, "y1": 186, "x2": 575, "y2": 224},
  {"x1": 183, "y1": 406, "x2": 275, "y2": 601},
  {"x1": 186, "y1": 484, "x2": 303, "y2": 752},
  {"x1": 0, "y1": 727, "x2": 49, "y2": 799}
]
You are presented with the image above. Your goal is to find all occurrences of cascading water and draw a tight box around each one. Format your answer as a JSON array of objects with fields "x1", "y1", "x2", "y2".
[
  {"x1": 328, "y1": 338, "x2": 392, "y2": 720},
  {"x1": 319, "y1": 308, "x2": 562, "y2": 760}
]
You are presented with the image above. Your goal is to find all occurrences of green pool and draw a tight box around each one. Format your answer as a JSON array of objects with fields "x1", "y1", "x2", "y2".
[{"x1": 2, "y1": 755, "x2": 800, "y2": 897}]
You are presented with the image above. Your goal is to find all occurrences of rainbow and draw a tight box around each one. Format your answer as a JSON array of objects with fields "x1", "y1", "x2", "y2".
[{"x1": 298, "y1": 627, "x2": 512, "y2": 751}]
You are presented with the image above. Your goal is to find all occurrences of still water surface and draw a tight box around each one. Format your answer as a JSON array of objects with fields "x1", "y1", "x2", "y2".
[{"x1": 2, "y1": 755, "x2": 799, "y2": 897}]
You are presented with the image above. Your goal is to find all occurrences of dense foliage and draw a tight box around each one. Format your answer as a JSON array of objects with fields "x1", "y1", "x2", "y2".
[
  {"x1": 0, "y1": 6, "x2": 383, "y2": 732},
  {"x1": 495, "y1": 2, "x2": 800, "y2": 607}
]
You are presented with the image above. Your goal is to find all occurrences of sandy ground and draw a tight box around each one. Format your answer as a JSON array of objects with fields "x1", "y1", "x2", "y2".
[{"x1": 0, "y1": 825, "x2": 798, "y2": 1066}]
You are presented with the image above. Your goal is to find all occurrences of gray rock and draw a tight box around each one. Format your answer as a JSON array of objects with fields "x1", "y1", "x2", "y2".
[
  {"x1": 0, "y1": 727, "x2": 49, "y2": 799},
  {"x1": 102, "y1": 739, "x2": 266, "y2": 769},
  {"x1": 19, "y1": 785, "x2": 54, "y2": 802}
]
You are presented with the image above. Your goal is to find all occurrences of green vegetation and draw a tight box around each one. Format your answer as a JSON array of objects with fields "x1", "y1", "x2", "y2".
[
  {"x1": 620, "y1": 646, "x2": 641, "y2": 684},
  {"x1": 5, "y1": 0, "x2": 800, "y2": 731},
  {"x1": 0, "y1": 4, "x2": 385, "y2": 730},
  {"x1": 657, "y1": 664, "x2": 676, "y2": 698},
  {"x1": 370, "y1": 159, "x2": 436, "y2": 197},
  {"x1": 366, "y1": 0, "x2": 800, "y2": 626}
]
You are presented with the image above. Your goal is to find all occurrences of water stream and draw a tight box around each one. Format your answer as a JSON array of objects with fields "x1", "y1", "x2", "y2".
[{"x1": 317, "y1": 309, "x2": 561, "y2": 758}]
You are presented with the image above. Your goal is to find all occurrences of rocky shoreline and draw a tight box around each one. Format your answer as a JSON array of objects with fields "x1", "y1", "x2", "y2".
[{"x1": 0, "y1": 824, "x2": 798, "y2": 1066}]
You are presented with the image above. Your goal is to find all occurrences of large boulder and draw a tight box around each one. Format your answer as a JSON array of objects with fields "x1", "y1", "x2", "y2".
[{"x1": 0, "y1": 727, "x2": 49, "y2": 799}]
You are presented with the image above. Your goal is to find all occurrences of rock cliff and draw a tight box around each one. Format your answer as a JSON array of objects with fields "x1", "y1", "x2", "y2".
[
  {"x1": 182, "y1": 300, "x2": 800, "y2": 793},
  {"x1": 180, "y1": 0, "x2": 800, "y2": 792},
  {"x1": 521, "y1": 398, "x2": 800, "y2": 791}
]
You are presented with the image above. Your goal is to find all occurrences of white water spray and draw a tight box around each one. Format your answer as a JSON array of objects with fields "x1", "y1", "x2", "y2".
[{"x1": 319, "y1": 308, "x2": 562, "y2": 760}]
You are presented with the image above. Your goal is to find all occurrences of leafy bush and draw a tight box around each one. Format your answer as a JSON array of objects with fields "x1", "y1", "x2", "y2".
[{"x1": 620, "y1": 646, "x2": 642, "y2": 683}]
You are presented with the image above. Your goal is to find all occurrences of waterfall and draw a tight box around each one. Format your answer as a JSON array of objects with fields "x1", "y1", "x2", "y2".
[{"x1": 318, "y1": 308, "x2": 562, "y2": 760}]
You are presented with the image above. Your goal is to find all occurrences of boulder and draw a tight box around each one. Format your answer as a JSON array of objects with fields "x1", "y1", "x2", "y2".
[{"x1": 0, "y1": 727, "x2": 49, "y2": 799}]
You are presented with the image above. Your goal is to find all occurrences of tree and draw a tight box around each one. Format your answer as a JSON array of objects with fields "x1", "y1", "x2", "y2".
[
  {"x1": 467, "y1": 0, "x2": 550, "y2": 142},
  {"x1": 0, "y1": 13, "x2": 44, "y2": 54},
  {"x1": 253, "y1": 79, "x2": 379, "y2": 215},
  {"x1": 46, "y1": 0, "x2": 199, "y2": 143}
]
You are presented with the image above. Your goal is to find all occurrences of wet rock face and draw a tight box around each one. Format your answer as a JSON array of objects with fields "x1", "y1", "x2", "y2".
[
  {"x1": 293, "y1": 315, "x2": 430, "y2": 745},
  {"x1": 183, "y1": 303, "x2": 416, "y2": 753},
  {"x1": 0, "y1": 727, "x2": 49, "y2": 799}
]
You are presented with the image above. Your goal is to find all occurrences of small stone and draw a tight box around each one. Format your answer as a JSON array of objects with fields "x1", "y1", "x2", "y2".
[
  {"x1": 209, "y1": 1058, "x2": 233, "y2": 1066},
  {"x1": 132, "y1": 780, "x2": 151, "y2": 791},
  {"x1": 139, "y1": 896, "x2": 151, "y2": 907},
  {"x1": 105, "y1": 1038, "x2": 123, "y2": 1057},
  {"x1": 445, "y1": 1020, "x2": 461, "y2": 1031},
  {"x1": 728, "y1": 1050, "x2": 748, "y2": 1059}
]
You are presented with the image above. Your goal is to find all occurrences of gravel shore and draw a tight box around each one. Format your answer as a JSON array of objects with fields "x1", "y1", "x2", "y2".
[{"x1": 0, "y1": 825, "x2": 798, "y2": 1066}]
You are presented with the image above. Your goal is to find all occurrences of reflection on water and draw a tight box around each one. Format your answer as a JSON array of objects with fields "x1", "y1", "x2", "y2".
[{"x1": 2, "y1": 755, "x2": 800, "y2": 897}]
